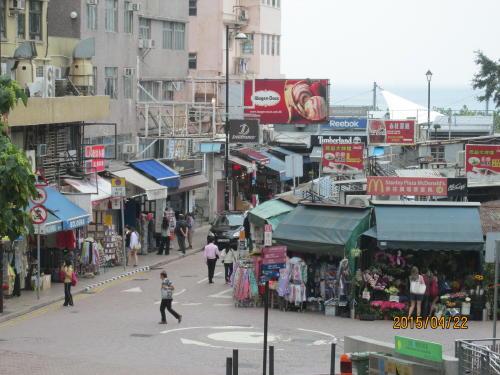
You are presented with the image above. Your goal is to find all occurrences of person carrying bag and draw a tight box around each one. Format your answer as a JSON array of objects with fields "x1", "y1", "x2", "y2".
[{"x1": 408, "y1": 266, "x2": 426, "y2": 317}]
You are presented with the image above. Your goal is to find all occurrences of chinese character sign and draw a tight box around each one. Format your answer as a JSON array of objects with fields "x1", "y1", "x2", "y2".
[
  {"x1": 367, "y1": 177, "x2": 448, "y2": 196},
  {"x1": 322, "y1": 143, "x2": 364, "y2": 174},
  {"x1": 84, "y1": 145, "x2": 105, "y2": 173},
  {"x1": 465, "y1": 144, "x2": 500, "y2": 183},
  {"x1": 368, "y1": 119, "x2": 416, "y2": 145}
]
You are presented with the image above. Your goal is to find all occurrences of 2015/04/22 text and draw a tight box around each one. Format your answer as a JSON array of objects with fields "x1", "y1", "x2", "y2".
[{"x1": 393, "y1": 316, "x2": 468, "y2": 329}]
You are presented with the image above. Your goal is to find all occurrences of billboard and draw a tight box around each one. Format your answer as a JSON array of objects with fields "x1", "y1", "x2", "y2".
[
  {"x1": 229, "y1": 119, "x2": 259, "y2": 143},
  {"x1": 84, "y1": 145, "x2": 105, "y2": 174},
  {"x1": 368, "y1": 119, "x2": 416, "y2": 145},
  {"x1": 322, "y1": 143, "x2": 364, "y2": 174},
  {"x1": 244, "y1": 79, "x2": 328, "y2": 124},
  {"x1": 465, "y1": 144, "x2": 500, "y2": 183},
  {"x1": 321, "y1": 117, "x2": 367, "y2": 131},
  {"x1": 311, "y1": 134, "x2": 367, "y2": 147},
  {"x1": 367, "y1": 176, "x2": 448, "y2": 196}
]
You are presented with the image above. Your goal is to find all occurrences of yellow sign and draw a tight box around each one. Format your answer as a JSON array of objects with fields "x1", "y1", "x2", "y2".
[
  {"x1": 103, "y1": 214, "x2": 113, "y2": 227},
  {"x1": 111, "y1": 178, "x2": 126, "y2": 187}
]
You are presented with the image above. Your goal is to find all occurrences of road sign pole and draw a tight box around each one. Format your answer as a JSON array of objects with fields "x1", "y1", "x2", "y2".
[
  {"x1": 37, "y1": 225, "x2": 41, "y2": 300},
  {"x1": 121, "y1": 198, "x2": 126, "y2": 271},
  {"x1": 263, "y1": 280, "x2": 269, "y2": 375}
]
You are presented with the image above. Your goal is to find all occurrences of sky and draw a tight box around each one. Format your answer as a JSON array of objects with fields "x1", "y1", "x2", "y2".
[{"x1": 281, "y1": 0, "x2": 500, "y2": 108}]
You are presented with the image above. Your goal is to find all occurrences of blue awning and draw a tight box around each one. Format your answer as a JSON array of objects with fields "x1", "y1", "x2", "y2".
[
  {"x1": 130, "y1": 159, "x2": 180, "y2": 188},
  {"x1": 28, "y1": 187, "x2": 90, "y2": 232},
  {"x1": 259, "y1": 150, "x2": 292, "y2": 182}
]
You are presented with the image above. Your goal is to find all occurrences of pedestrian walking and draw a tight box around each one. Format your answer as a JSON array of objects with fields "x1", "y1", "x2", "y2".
[
  {"x1": 204, "y1": 237, "x2": 220, "y2": 284},
  {"x1": 61, "y1": 260, "x2": 74, "y2": 307},
  {"x1": 125, "y1": 225, "x2": 132, "y2": 265},
  {"x1": 159, "y1": 271, "x2": 182, "y2": 325},
  {"x1": 129, "y1": 227, "x2": 140, "y2": 267},
  {"x1": 175, "y1": 214, "x2": 188, "y2": 255},
  {"x1": 408, "y1": 266, "x2": 426, "y2": 317},
  {"x1": 158, "y1": 216, "x2": 170, "y2": 255},
  {"x1": 186, "y1": 212, "x2": 195, "y2": 249},
  {"x1": 220, "y1": 246, "x2": 237, "y2": 284}
]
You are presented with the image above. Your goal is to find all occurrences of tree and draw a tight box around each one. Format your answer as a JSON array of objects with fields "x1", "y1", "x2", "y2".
[
  {"x1": 472, "y1": 51, "x2": 500, "y2": 108},
  {"x1": 0, "y1": 76, "x2": 35, "y2": 313}
]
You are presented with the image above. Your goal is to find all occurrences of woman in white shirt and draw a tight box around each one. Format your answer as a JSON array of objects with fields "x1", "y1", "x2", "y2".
[
  {"x1": 220, "y1": 247, "x2": 237, "y2": 284},
  {"x1": 128, "y1": 227, "x2": 140, "y2": 267}
]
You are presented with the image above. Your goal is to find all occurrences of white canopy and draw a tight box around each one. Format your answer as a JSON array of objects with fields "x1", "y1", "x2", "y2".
[{"x1": 380, "y1": 89, "x2": 443, "y2": 124}]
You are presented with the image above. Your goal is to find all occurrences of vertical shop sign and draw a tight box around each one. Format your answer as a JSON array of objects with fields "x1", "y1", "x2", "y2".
[
  {"x1": 84, "y1": 145, "x2": 105, "y2": 174},
  {"x1": 264, "y1": 224, "x2": 273, "y2": 247}
]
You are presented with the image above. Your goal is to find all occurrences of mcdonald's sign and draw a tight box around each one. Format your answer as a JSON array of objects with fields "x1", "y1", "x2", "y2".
[{"x1": 367, "y1": 176, "x2": 448, "y2": 196}]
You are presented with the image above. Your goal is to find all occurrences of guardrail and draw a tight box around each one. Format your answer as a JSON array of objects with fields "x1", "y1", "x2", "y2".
[{"x1": 455, "y1": 338, "x2": 500, "y2": 375}]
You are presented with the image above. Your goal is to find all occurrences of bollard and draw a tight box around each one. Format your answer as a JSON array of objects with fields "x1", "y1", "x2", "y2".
[
  {"x1": 233, "y1": 349, "x2": 239, "y2": 375},
  {"x1": 340, "y1": 353, "x2": 352, "y2": 375},
  {"x1": 330, "y1": 343, "x2": 336, "y2": 375},
  {"x1": 226, "y1": 357, "x2": 233, "y2": 375},
  {"x1": 269, "y1": 345, "x2": 274, "y2": 375}
]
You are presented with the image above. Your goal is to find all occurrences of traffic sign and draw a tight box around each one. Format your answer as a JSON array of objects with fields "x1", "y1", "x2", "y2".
[
  {"x1": 30, "y1": 186, "x2": 47, "y2": 205},
  {"x1": 30, "y1": 205, "x2": 48, "y2": 224},
  {"x1": 111, "y1": 178, "x2": 126, "y2": 197}
]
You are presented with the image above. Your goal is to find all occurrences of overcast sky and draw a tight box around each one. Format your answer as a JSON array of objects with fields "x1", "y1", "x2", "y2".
[{"x1": 281, "y1": 0, "x2": 500, "y2": 91}]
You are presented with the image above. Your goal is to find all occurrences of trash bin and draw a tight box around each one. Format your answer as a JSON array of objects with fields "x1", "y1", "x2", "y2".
[{"x1": 350, "y1": 352, "x2": 371, "y2": 375}]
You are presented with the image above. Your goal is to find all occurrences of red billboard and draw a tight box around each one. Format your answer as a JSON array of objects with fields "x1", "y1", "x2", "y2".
[
  {"x1": 244, "y1": 79, "x2": 329, "y2": 124},
  {"x1": 465, "y1": 144, "x2": 500, "y2": 182},
  {"x1": 368, "y1": 119, "x2": 416, "y2": 145},
  {"x1": 322, "y1": 143, "x2": 364, "y2": 174},
  {"x1": 84, "y1": 145, "x2": 105, "y2": 174},
  {"x1": 367, "y1": 176, "x2": 448, "y2": 196}
]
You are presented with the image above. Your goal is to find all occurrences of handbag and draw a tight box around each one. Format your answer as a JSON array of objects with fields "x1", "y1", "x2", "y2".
[
  {"x1": 410, "y1": 276, "x2": 426, "y2": 295},
  {"x1": 71, "y1": 272, "x2": 78, "y2": 287},
  {"x1": 133, "y1": 242, "x2": 142, "y2": 251}
]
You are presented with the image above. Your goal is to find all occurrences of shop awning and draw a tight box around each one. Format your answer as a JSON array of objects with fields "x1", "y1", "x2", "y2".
[
  {"x1": 273, "y1": 205, "x2": 371, "y2": 257},
  {"x1": 371, "y1": 204, "x2": 484, "y2": 251},
  {"x1": 28, "y1": 186, "x2": 91, "y2": 231},
  {"x1": 64, "y1": 176, "x2": 112, "y2": 203},
  {"x1": 229, "y1": 155, "x2": 254, "y2": 171},
  {"x1": 310, "y1": 146, "x2": 322, "y2": 162},
  {"x1": 259, "y1": 150, "x2": 292, "y2": 182},
  {"x1": 248, "y1": 199, "x2": 295, "y2": 230},
  {"x1": 113, "y1": 168, "x2": 168, "y2": 201},
  {"x1": 130, "y1": 159, "x2": 180, "y2": 188},
  {"x1": 174, "y1": 174, "x2": 209, "y2": 194},
  {"x1": 237, "y1": 148, "x2": 270, "y2": 165}
]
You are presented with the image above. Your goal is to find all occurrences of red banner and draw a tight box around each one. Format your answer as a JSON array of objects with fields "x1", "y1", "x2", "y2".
[
  {"x1": 84, "y1": 145, "x2": 105, "y2": 174},
  {"x1": 368, "y1": 119, "x2": 416, "y2": 145},
  {"x1": 244, "y1": 79, "x2": 329, "y2": 125},
  {"x1": 262, "y1": 246, "x2": 287, "y2": 265},
  {"x1": 322, "y1": 143, "x2": 364, "y2": 174},
  {"x1": 465, "y1": 144, "x2": 500, "y2": 182},
  {"x1": 367, "y1": 176, "x2": 447, "y2": 196}
]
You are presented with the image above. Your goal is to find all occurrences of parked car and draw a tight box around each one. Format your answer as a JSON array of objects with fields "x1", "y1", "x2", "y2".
[{"x1": 207, "y1": 211, "x2": 246, "y2": 250}]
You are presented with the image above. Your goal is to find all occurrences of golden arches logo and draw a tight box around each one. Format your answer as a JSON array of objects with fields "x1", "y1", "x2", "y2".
[{"x1": 367, "y1": 178, "x2": 384, "y2": 194}]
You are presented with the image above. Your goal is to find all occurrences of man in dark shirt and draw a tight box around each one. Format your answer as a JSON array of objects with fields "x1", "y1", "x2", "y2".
[{"x1": 175, "y1": 214, "x2": 188, "y2": 255}]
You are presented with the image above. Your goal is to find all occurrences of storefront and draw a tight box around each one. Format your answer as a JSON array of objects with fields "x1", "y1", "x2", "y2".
[
  {"x1": 228, "y1": 154, "x2": 255, "y2": 211},
  {"x1": 167, "y1": 173, "x2": 209, "y2": 215}
]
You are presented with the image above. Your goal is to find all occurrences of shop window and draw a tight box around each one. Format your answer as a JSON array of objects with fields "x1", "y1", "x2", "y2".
[
  {"x1": 29, "y1": 0, "x2": 42, "y2": 40},
  {"x1": 431, "y1": 145, "x2": 445, "y2": 162}
]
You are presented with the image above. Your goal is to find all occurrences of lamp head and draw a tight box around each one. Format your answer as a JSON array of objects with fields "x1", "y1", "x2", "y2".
[
  {"x1": 426, "y1": 70, "x2": 433, "y2": 82},
  {"x1": 235, "y1": 32, "x2": 248, "y2": 40}
]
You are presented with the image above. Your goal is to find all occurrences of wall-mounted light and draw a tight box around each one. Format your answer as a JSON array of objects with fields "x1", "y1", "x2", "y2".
[{"x1": 70, "y1": 11, "x2": 78, "y2": 19}]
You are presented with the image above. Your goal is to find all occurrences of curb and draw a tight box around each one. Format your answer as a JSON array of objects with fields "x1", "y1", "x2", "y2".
[{"x1": 0, "y1": 246, "x2": 204, "y2": 324}]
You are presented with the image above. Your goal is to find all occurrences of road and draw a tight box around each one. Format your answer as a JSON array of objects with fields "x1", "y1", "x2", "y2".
[{"x1": 0, "y1": 252, "x2": 495, "y2": 375}]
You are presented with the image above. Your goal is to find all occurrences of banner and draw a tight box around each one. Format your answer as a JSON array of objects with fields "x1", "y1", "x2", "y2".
[
  {"x1": 465, "y1": 144, "x2": 500, "y2": 183},
  {"x1": 447, "y1": 178, "x2": 468, "y2": 197},
  {"x1": 244, "y1": 79, "x2": 329, "y2": 124},
  {"x1": 321, "y1": 117, "x2": 367, "y2": 131},
  {"x1": 367, "y1": 176, "x2": 447, "y2": 196},
  {"x1": 322, "y1": 143, "x2": 364, "y2": 174},
  {"x1": 311, "y1": 134, "x2": 367, "y2": 147},
  {"x1": 84, "y1": 145, "x2": 105, "y2": 174},
  {"x1": 229, "y1": 119, "x2": 259, "y2": 143},
  {"x1": 368, "y1": 119, "x2": 416, "y2": 145}
]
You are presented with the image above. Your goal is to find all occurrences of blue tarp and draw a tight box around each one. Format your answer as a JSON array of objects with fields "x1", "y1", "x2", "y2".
[
  {"x1": 259, "y1": 150, "x2": 292, "y2": 182},
  {"x1": 130, "y1": 159, "x2": 180, "y2": 188}
]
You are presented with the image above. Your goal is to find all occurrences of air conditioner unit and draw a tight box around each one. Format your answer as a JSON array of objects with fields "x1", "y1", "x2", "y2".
[
  {"x1": 457, "y1": 150, "x2": 465, "y2": 168},
  {"x1": 346, "y1": 195, "x2": 371, "y2": 207},
  {"x1": 138, "y1": 39, "x2": 155, "y2": 49},
  {"x1": 10, "y1": 0, "x2": 25, "y2": 11},
  {"x1": 123, "y1": 144, "x2": 137, "y2": 154},
  {"x1": 43, "y1": 65, "x2": 55, "y2": 97},
  {"x1": 86, "y1": 0, "x2": 98, "y2": 5}
]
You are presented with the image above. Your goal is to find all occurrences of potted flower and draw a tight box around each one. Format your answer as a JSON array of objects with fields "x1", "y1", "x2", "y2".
[{"x1": 385, "y1": 286, "x2": 400, "y2": 302}]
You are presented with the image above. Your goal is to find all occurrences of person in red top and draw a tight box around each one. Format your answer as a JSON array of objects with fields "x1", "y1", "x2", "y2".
[{"x1": 203, "y1": 237, "x2": 220, "y2": 284}]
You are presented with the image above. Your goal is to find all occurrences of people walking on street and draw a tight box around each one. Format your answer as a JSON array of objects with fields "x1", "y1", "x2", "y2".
[
  {"x1": 176, "y1": 214, "x2": 188, "y2": 255},
  {"x1": 408, "y1": 266, "x2": 426, "y2": 317},
  {"x1": 125, "y1": 225, "x2": 132, "y2": 266},
  {"x1": 186, "y1": 212, "x2": 195, "y2": 249},
  {"x1": 158, "y1": 216, "x2": 170, "y2": 255},
  {"x1": 159, "y1": 271, "x2": 182, "y2": 324},
  {"x1": 221, "y1": 246, "x2": 237, "y2": 284},
  {"x1": 61, "y1": 260, "x2": 74, "y2": 307},
  {"x1": 204, "y1": 237, "x2": 220, "y2": 284},
  {"x1": 129, "y1": 227, "x2": 140, "y2": 267}
]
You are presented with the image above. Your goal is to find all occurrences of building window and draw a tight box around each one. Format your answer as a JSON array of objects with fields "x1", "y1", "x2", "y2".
[
  {"x1": 139, "y1": 18, "x2": 151, "y2": 39},
  {"x1": 162, "y1": 81, "x2": 174, "y2": 101},
  {"x1": 277, "y1": 0, "x2": 280, "y2": 7},
  {"x1": 123, "y1": 69, "x2": 134, "y2": 99},
  {"x1": 105, "y1": 0, "x2": 118, "y2": 32},
  {"x1": 0, "y1": 1, "x2": 5, "y2": 39},
  {"x1": 105, "y1": 67, "x2": 118, "y2": 99},
  {"x1": 92, "y1": 66, "x2": 98, "y2": 95},
  {"x1": 189, "y1": 0, "x2": 197, "y2": 16},
  {"x1": 29, "y1": 0, "x2": 42, "y2": 40},
  {"x1": 162, "y1": 21, "x2": 173, "y2": 49},
  {"x1": 271, "y1": 35, "x2": 275, "y2": 56},
  {"x1": 17, "y1": 12, "x2": 25, "y2": 39},
  {"x1": 173, "y1": 22, "x2": 185, "y2": 50},
  {"x1": 87, "y1": 3, "x2": 97, "y2": 30},
  {"x1": 430, "y1": 145, "x2": 445, "y2": 162},
  {"x1": 163, "y1": 21, "x2": 185, "y2": 50},
  {"x1": 139, "y1": 80, "x2": 161, "y2": 102},
  {"x1": 241, "y1": 33, "x2": 254, "y2": 55},
  {"x1": 266, "y1": 35, "x2": 270, "y2": 55},
  {"x1": 188, "y1": 53, "x2": 197, "y2": 69},
  {"x1": 261, "y1": 34, "x2": 265, "y2": 54},
  {"x1": 124, "y1": 1, "x2": 133, "y2": 33},
  {"x1": 276, "y1": 35, "x2": 280, "y2": 56}
]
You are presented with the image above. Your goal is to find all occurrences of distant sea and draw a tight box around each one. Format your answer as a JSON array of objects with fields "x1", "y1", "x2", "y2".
[{"x1": 331, "y1": 85, "x2": 493, "y2": 112}]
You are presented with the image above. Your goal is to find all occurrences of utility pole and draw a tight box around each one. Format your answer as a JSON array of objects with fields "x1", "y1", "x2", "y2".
[{"x1": 372, "y1": 82, "x2": 377, "y2": 111}]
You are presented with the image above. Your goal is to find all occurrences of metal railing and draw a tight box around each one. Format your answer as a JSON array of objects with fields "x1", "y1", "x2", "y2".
[{"x1": 455, "y1": 338, "x2": 500, "y2": 375}]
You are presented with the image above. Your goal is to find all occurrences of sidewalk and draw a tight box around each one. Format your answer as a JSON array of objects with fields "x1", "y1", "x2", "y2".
[{"x1": 0, "y1": 225, "x2": 210, "y2": 324}]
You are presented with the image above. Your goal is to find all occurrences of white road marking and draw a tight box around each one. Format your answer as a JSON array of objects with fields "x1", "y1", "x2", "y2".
[
  {"x1": 122, "y1": 287, "x2": 143, "y2": 293},
  {"x1": 297, "y1": 328, "x2": 338, "y2": 345},
  {"x1": 208, "y1": 288, "x2": 233, "y2": 299},
  {"x1": 154, "y1": 300, "x2": 180, "y2": 305},
  {"x1": 180, "y1": 338, "x2": 279, "y2": 351},
  {"x1": 208, "y1": 331, "x2": 276, "y2": 344},
  {"x1": 181, "y1": 303, "x2": 202, "y2": 306},
  {"x1": 161, "y1": 325, "x2": 253, "y2": 335},
  {"x1": 213, "y1": 303, "x2": 232, "y2": 307},
  {"x1": 197, "y1": 272, "x2": 222, "y2": 284},
  {"x1": 174, "y1": 288, "x2": 187, "y2": 297}
]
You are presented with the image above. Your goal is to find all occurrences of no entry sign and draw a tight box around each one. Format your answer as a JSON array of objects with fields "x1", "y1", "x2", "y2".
[{"x1": 30, "y1": 205, "x2": 48, "y2": 224}]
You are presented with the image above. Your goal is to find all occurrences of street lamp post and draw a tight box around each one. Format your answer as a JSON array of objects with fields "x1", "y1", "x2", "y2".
[
  {"x1": 426, "y1": 70, "x2": 432, "y2": 140},
  {"x1": 224, "y1": 25, "x2": 247, "y2": 211}
]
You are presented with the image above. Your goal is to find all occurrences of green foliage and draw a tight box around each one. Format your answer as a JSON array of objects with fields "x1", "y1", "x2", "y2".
[
  {"x1": 0, "y1": 75, "x2": 36, "y2": 241},
  {"x1": 472, "y1": 51, "x2": 500, "y2": 108}
]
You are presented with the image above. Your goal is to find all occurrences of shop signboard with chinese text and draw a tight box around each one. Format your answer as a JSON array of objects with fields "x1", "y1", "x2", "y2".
[
  {"x1": 111, "y1": 178, "x2": 126, "y2": 197},
  {"x1": 368, "y1": 119, "x2": 416, "y2": 145},
  {"x1": 321, "y1": 117, "x2": 367, "y2": 131},
  {"x1": 311, "y1": 134, "x2": 367, "y2": 147},
  {"x1": 84, "y1": 145, "x2": 105, "y2": 174},
  {"x1": 322, "y1": 143, "x2": 364, "y2": 174},
  {"x1": 243, "y1": 79, "x2": 329, "y2": 124},
  {"x1": 367, "y1": 176, "x2": 447, "y2": 196},
  {"x1": 465, "y1": 144, "x2": 500, "y2": 184},
  {"x1": 261, "y1": 246, "x2": 287, "y2": 280}
]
